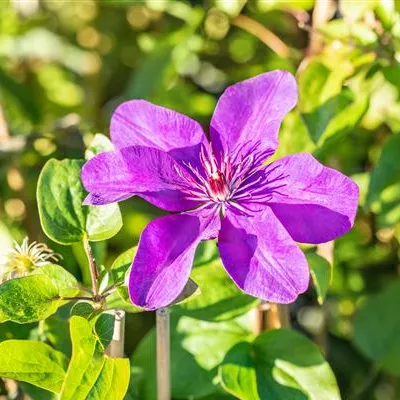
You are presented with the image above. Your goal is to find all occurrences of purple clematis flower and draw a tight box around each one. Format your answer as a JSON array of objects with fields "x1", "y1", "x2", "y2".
[{"x1": 82, "y1": 70, "x2": 359, "y2": 310}]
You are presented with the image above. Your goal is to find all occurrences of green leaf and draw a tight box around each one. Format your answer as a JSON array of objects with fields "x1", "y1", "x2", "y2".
[
  {"x1": 174, "y1": 256, "x2": 259, "y2": 322},
  {"x1": 298, "y1": 60, "x2": 365, "y2": 146},
  {"x1": 340, "y1": 0, "x2": 377, "y2": 21},
  {"x1": 94, "y1": 313, "x2": 115, "y2": 350},
  {"x1": 219, "y1": 329, "x2": 341, "y2": 400},
  {"x1": 131, "y1": 314, "x2": 252, "y2": 399},
  {"x1": 0, "y1": 275, "x2": 61, "y2": 323},
  {"x1": 43, "y1": 316, "x2": 72, "y2": 358},
  {"x1": 32, "y1": 264, "x2": 79, "y2": 298},
  {"x1": 37, "y1": 159, "x2": 87, "y2": 244},
  {"x1": 71, "y1": 301, "x2": 97, "y2": 320},
  {"x1": 60, "y1": 316, "x2": 130, "y2": 400},
  {"x1": 257, "y1": 0, "x2": 314, "y2": 11},
  {"x1": 319, "y1": 20, "x2": 378, "y2": 46},
  {"x1": 110, "y1": 247, "x2": 137, "y2": 284},
  {"x1": 0, "y1": 65, "x2": 40, "y2": 123},
  {"x1": 353, "y1": 280, "x2": 400, "y2": 376},
  {"x1": 366, "y1": 134, "x2": 400, "y2": 207},
  {"x1": 0, "y1": 340, "x2": 68, "y2": 393},
  {"x1": 86, "y1": 204, "x2": 123, "y2": 242},
  {"x1": 37, "y1": 158, "x2": 122, "y2": 244},
  {"x1": 125, "y1": 42, "x2": 173, "y2": 100},
  {"x1": 106, "y1": 288, "x2": 143, "y2": 314},
  {"x1": 303, "y1": 88, "x2": 368, "y2": 145},
  {"x1": 273, "y1": 110, "x2": 315, "y2": 160},
  {"x1": 306, "y1": 253, "x2": 332, "y2": 304},
  {"x1": 298, "y1": 61, "x2": 349, "y2": 113},
  {"x1": 19, "y1": 382, "x2": 57, "y2": 400}
]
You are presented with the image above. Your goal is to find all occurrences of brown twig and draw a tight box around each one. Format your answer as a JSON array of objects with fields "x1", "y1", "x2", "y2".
[
  {"x1": 307, "y1": 0, "x2": 335, "y2": 57},
  {"x1": 83, "y1": 237, "x2": 99, "y2": 299},
  {"x1": 0, "y1": 104, "x2": 9, "y2": 142},
  {"x1": 231, "y1": 14, "x2": 290, "y2": 58}
]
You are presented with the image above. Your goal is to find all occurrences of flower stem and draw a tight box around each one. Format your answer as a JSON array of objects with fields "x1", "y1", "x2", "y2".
[
  {"x1": 83, "y1": 237, "x2": 99, "y2": 299},
  {"x1": 156, "y1": 308, "x2": 170, "y2": 400},
  {"x1": 106, "y1": 309, "x2": 126, "y2": 358}
]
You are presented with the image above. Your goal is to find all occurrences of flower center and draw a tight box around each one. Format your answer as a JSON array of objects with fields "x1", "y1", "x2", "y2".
[
  {"x1": 208, "y1": 170, "x2": 230, "y2": 202},
  {"x1": 175, "y1": 143, "x2": 280, "y2": 216}
]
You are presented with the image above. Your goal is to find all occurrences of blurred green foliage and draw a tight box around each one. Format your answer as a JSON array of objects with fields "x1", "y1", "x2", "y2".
[{"x1": 1, "y1": 0, "x2": 400, "y2": 399}]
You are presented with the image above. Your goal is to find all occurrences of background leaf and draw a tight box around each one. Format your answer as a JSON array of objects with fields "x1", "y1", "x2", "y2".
[
  {"x1": 173, "y1": 255, "x2": 259, "y2": 322},
  {"x1": 219, "y1": 329, "x2": 341, "y2": 400},
  {"x1": 131, "y1": 314, "x2": 253, "y2": 399},
  {"x1": 353, "y1": 280, "x2": 400, "y2": 376},
  {"x1": 306, "y1": 252, "x2": 332, "y2": 304}
]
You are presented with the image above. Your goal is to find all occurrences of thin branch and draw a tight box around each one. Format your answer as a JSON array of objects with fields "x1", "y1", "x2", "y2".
[
  {"x1": 231, "y1": 15, "x2": 290, "y2": 58},
  {"x1": 60, "y1": 296, "x2": 95, "y2": 301},
  {"x1": 83, "y1": 237, "x2": 99, "y2": 299},
  {"x1": 307, "y1": 0, "x2": 335, "y2": 56}
]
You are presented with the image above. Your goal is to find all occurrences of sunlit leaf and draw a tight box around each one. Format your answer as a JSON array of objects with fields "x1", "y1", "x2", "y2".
[
  {"x1": 32, "y1": 264, "x2": 79, "y2": 298},
  {"x1": 60, "y1": 316, "x2": 130, "y2": 400},
  {"x1": 37, "y1": 158, "x2": 122, "y2": 244},
  {"x1": 0, "y1": 340, "x2": 68, "y2": 393},
  {"x1": 0, "y1": 275, "x2": 61, "y2": 323}
]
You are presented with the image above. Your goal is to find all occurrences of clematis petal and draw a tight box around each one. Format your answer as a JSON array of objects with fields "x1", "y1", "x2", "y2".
[
  {"x1": 218, "y1": 208, "x2": 309, "y2": 303},
  {"x1": 110, "y1": 100, "x2": 207, "y2": 165},
  {"x1": 259, "y1": 153, "x2": 359, "y2": 244},
  {"x1": 128, "y1": 210, "x2": 220, "y2": 310},
  {"x1": 81, "y1": 145, "x2": 199, "y2": 212},
  {"x1": 210, "y1": 70, "x2": 297, "y2": 161}
]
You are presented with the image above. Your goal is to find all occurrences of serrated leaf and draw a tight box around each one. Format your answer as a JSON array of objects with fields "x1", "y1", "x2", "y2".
[
  {"x1": 60, "y1": 316, "x2": 130, "y2": 400},
  {"x1": 306, "y1": 253, "x2": 332, "y2": 304},
  {"x1": 37, "y1": 158, "x2": 122, "y2": 244},
  {"x1": 0, "y1": 340, "x2": 68, "y2": 393},
  {"x1": 0, "y1": 275, "x2": 61, "y2": 323},
  {"x1": 219, "y1": 329, "x2": 341, "y2": 400}
]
